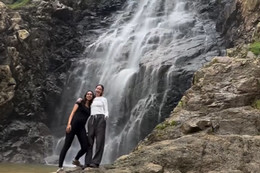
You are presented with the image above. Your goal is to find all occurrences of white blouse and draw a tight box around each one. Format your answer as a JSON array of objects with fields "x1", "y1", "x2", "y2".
[{"x1": 91, "y1": 96, "x2": 109, "y2": 118}]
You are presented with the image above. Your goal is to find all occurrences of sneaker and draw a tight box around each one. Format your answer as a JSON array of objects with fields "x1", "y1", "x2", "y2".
[
  {"x1": 56, "y1": 167, "x2": 64, "y2": 173},
  {"x1": 82, "y1": 164, "x2": 90, "y2": 168},
  {"x1": 72, "y1": 159, "x2": 83, "y2": 167}
]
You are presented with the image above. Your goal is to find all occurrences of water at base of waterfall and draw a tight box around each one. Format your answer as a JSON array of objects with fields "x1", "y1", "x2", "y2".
[{"x1": 0, "y1": 163, "x2": 57, "y2": 173}]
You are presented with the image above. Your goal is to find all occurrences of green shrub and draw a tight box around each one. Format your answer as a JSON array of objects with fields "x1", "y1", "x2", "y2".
[
  {"x1": 8, "y1": 0, "x2": 30, "y2": 9},
  {"x1": 252, "y1": 99, "x2": 260, "y2": 110},
  {"x1": 156, "y1": 123, "x2": 167, "y2": 130},
  {"x1": 155, "y1": 120, "x2": 176, "y2": 130},
  {"x1": 249, "y1": 42, "x2": 260, "y2": 56}
]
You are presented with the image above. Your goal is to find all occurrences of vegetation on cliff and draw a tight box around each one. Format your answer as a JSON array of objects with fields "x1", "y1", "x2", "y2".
[
  {"x1": 8, "y1": 0, "x2": 30, "y2": 9},
  {"x1": 249, "y1": 42, "x2": 260, "y2": 56}
]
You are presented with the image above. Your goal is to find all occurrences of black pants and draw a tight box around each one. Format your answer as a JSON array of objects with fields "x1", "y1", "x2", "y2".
[
  {"x1": 58, "y1": 126, "x2": 89, "y2": 167},
  {"x1": 87, "y1": 114, "x2": 106, "y2": 165}
]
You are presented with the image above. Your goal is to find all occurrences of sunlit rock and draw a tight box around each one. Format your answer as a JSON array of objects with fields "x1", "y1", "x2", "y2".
[{"x1": 17, "y1": 29, "x2": 30, "y2": 40}]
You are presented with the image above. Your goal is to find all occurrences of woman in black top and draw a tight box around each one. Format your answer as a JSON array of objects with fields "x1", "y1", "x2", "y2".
[{"x1": 57, "y1": 90, "x2": 94, "y2": 172}]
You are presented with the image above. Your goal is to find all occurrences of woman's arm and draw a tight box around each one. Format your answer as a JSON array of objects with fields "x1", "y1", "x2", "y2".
[
  {"x1": 103, "y1": 97, "x2": 109, "y2": 118},
  {"x1": 66, "y1": 104, "x2": 79, "y2": 133}
]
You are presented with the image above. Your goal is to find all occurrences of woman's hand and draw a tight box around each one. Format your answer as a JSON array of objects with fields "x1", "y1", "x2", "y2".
[
  {"x1": 66, "y1": 124, "x2": 71, "y2": 133},
  {"x1": 76, "y1": 98, "x2": 83, "y2": 103}
]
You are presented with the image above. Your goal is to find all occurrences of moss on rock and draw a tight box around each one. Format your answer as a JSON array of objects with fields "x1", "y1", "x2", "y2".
[
  {"x1": 249, "y1": 42, "x2": 260, "y2": 56},
  {"x1": 8, "y1": 0, "x2": 30, "y2": 9},
  {"x1": 252, "y1": 99, "x2": 260, "y2": 110},
  {"x1": 156, "y1": 120, "x2": 176, "y2": 130}
]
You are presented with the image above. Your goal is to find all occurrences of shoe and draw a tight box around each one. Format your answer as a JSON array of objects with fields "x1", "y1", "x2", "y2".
[
  {"x1": 72, "y1": 159, "x2": 83, "y2": 167},
  {"x1": 56, "y1": 167, "x2": 64, "y2": 173},
  {"x1": 89, "y1": 163, "x2": 99, "y2": 168},
  {"x1": 83, "y1": 164, "x2": 90, "y2": 168}
]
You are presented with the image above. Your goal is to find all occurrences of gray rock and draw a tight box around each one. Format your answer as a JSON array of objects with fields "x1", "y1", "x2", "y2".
[
  {"x1": 247, "y1": 51, "x2": 256, "y2": 58},
  {"x1": 44, "y1": 155, "x2": 59, "y2": 165},
  {"x1": 1, "y1": 120, "x2": 53, "y2": 163}
]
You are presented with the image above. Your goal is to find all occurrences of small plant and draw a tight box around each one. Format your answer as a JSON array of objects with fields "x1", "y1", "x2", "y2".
[
  {"x1": 252, "y1": 99, "x2": 260, "y2": 110},
  {"x1": 8, "y1": 0, "x2": 31, "y2": 9},
  {"x1": 169, "y1": 120, "x2": 176, "y2": 126},
  {"x1": 156, "y1": 123, "x2": 167, "y2": 130},
  {"x1": 249, "y1": 42, "x2": 260, "y2": 56},
  {"x1": 177, "y1": 96, "x2": 187, "y2": 108},
  {"x1": 155, "y1": 120, "x2": 176, "y2": 130}
]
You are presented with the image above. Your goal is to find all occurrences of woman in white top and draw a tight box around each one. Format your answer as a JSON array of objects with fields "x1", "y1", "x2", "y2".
[{"x1": 87, "y1": 84, "x2": 108, "y2": 168}]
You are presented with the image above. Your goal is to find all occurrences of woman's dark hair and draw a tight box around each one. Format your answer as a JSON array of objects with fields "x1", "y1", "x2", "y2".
[
  {"x1": 96, "y1": 84, "x2": 104, "y2": 96},
  {"x1": 82, "y1": 90, "x2": 95, "y2": 106}
]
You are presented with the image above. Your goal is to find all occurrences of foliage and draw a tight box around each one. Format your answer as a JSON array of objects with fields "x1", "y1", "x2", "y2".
[
  {"x1": 177, "y1": 96, "x2": 187, "y2": 108},
  {"x1": 8, "y1": 0, "x2": 30, "y2": 9},
  {"x1": 156, "y1": 120, "x2": 176, "y2": 130},
  {"x1": 252, "y1": 99, "x2": 260, "y2": 110},
  {"x1": 249, "y1": 42, "x2": 260, "y2": 56}
]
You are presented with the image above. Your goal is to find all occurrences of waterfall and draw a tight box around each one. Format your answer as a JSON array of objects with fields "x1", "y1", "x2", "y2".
[{"x1": 51, "y1": 0, "x2": 223, "y2": 165}]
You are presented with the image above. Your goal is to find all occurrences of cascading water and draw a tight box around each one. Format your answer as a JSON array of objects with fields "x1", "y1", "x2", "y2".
[{"x1": 50, "y1": 0, "x2": 223, "y2": 165}]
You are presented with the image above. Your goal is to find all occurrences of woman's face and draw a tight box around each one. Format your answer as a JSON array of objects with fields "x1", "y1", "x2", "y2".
[
  {"x1": 86, "y1": 91, "x2": 93, "y2": 101},
  {"x1": 95, "y1": 85, "x2": 103, "y2": 96}
]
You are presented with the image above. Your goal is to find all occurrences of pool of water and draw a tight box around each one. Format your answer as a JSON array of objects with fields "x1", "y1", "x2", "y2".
[{"x1": 0, "y1": 163, "x2": 57, "y2": 173}]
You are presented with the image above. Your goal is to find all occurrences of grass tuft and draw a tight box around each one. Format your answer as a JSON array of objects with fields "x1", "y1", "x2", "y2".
[
  {"x1": 249, "y1": 42, "x2": 260, "y2": 56},
  {"x1": 252, "y1": 99, "x2": 260, "y2": 110},
  {"x1": 156, "y1": 120, "x2": 176, "y2": 130},
  {"x1": 8, "y1": 0, "x2": 31, "y2": 9}
]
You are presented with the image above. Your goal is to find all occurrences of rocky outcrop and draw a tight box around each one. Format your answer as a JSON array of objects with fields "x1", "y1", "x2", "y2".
[
  {"x1": 110, "y1": 56, "x2": 260, "y2": 173},
  {"x1": 214, "y1": 0, "x2": 260, "y2": 46},
  {"x1": 0, "y1": 120, "x2": 53, "y2": 163}
]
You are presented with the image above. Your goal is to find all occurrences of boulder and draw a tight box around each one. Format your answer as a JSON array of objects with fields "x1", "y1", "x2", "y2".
[{"x1": 1, "y1": 120, "x2": 53, "y2": 163}]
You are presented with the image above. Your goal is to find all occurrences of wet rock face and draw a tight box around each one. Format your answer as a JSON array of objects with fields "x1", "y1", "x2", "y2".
[
  {"x1": 194, "y1": 0, "x2": 260, "y2": 47},
  {"x1": 60, "y1": 0, "x2": 126, "y2": 14},
  {"x1": 215, "y1": 0, "x2": 260, "y2": 46},
  {"x1": 0, "y1": 120, "x2": 53, "y2": 163}
]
